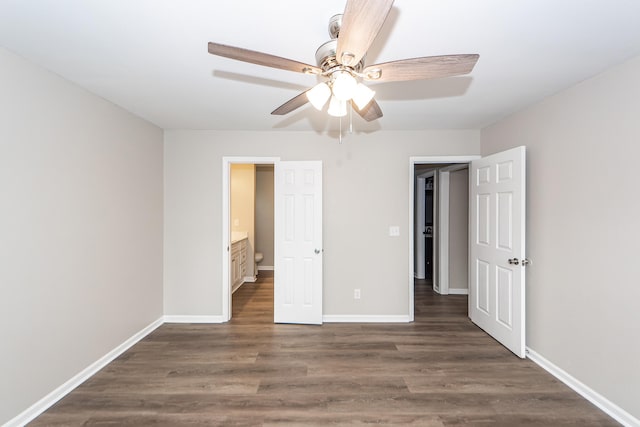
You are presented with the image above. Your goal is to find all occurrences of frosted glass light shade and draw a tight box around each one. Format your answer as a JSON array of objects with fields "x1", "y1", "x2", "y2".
[
  {"x1": 327, "y1": 95, "x2": 347, "y2": 117},
  {"x1": 306, "y1": 82, "x2": 331, "y2": 110},
  {"x1": 352, "y1": 83, "x2": 376, "y2": 110},
  {"x1": 331, "y1": 71, "x2": 357, "y2": 101}
]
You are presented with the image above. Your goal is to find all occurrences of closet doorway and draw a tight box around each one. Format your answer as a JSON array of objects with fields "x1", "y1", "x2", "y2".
[{"x1": 409, "y1": 156, "x2": 479, "y2": 321}]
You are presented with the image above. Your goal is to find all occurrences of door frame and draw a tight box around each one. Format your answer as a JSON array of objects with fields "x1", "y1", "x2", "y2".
[
  {"x1": 222, "y1": 156, "x2": 280, "y2": 322},
  {"x1": 408, "y1": 156, "x2": 480, "y2": 321}
]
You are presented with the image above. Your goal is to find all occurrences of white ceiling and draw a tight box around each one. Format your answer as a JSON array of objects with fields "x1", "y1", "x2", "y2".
[{"x1": 2, "y1": 0, "x2": 640, "y2": 132}]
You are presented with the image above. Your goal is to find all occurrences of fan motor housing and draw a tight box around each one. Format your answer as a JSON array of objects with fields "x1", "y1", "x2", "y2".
[{"x1": 315, "y1": 39, "x2": 364, "y2": 73}]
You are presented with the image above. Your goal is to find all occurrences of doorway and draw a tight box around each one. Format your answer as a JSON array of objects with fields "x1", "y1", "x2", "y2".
[
  {"x1": 222, "y1": 158, "x2": 324, "y2": 325},
  {"x1": 410, "y1": 149, "x2": 527, "y2": 357},
  {"x1": 229, "y1": 163, "x2": 276, "y2": 322},
  {"x1": 222, "y1": 157, "x2": 279, "y2": 322},
  {"x1": 414, "y1": 163, "x2": 470, "y2": 294},
  {"x1": 424, "y1": 175, "x2": 435, "y2": 280},
  {"x1": 408, "y1": 156, "x2": 480, "y2": 321},
  {"x1": 415, "y1": 170, "x2": 435, "y2": 282}
]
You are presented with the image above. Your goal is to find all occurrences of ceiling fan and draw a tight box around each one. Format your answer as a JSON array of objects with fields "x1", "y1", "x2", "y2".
[{"x1": 207, "y1": 0, "x2": 479, "y2": 122}]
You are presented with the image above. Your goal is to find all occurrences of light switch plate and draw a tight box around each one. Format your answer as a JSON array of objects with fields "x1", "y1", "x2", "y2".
[{"x1": 389, "y1": 226, "x2": 400, "y2": 237}]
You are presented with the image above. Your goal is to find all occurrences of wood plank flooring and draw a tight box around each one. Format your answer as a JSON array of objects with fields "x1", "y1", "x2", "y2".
[{"x1": 30, "y1": 275, "x2": 619, "y2": 426}]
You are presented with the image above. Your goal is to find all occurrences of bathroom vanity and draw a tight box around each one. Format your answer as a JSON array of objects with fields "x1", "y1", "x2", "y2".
[{"x1": 231, "y1": 236, "x2": 248, "y2": 293}]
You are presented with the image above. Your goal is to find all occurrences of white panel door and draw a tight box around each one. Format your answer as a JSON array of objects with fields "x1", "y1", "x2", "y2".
[
  {"x1": 274, "y1": 161, "x2": 323, "y2": 325},
  {"x1": 469, "y1": 146, "x2": 526, "y2": 357}
]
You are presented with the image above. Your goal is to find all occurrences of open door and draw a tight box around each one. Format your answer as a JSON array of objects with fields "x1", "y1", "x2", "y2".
[
  {"x1": 469, "y1": 146, "x2": 526, "y2": 357},
  {"x1": 274, "y1": 161, "x2": 323, "y2": 324}
]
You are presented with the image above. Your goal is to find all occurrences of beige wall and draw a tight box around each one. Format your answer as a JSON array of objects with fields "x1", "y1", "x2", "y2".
[
  {"x1": 448, "y1": 168, "x2": 468, "y2": 291},
  {"x1": 482, "y1": 55, "x2": 640, "y2": 420},
  {"x1": 164, "y1": 130, "x2": 480, "y2": 317},
  {"x1": 255, "y1": 166, "x2": 275, "y2": 267},
  {"x1": 231, "y1": 164, "x2": 256, "y2": 278},
  {"x1": 0, "y1": 48, "x2": 164, "y2": 425}
]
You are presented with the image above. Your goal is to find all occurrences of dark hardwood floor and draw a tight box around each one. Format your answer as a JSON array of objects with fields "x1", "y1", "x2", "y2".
[{"x1": 30, "y1": 274, "x2": 618, "y2": 426}]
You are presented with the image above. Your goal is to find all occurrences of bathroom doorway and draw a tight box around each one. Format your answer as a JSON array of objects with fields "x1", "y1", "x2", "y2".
[
  {"x1": 223, "y1": 157, "x2": 324, "y2": 325},
  {"x1": 254, "y1": 165, "x2": 275, "y2": 277},
  {"x1": 222, "y1": 157, "x2": 277, "y2": 322},
  {"x1": 228, "y1": 164, "x2": 276, "y2": 321}
]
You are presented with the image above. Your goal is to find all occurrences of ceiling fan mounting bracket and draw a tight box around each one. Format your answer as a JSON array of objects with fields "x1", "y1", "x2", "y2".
[{"x1": 328, "y1": 14, "x2": 343, "y2": 39}]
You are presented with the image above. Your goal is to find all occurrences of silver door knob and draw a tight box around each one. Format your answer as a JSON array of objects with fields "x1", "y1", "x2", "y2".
[
  {"x1": 314, "y1": 249, "x2": 321, "y2": 254},
  {"x1": 508, "y1": 258, "x2": 520, "y2": 265}
]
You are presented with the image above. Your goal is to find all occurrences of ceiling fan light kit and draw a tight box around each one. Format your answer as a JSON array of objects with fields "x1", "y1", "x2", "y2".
[
  {"x1": 207, "y1": 0, "x2": 479, "y2": 125},
  {"x1": 352, "y1": 83, "x2": 376, "y2": 109},
  {"x1": 328, "y1": 95, "x2": 348, "y2": 117},
  {"x1": 309, "y1": 81, "x2": 374, "y2": 118},
  {"x1": 306, "y1": 82, "x2": 331, "y2": 110},
  {"x1": 331, "y1": 71, "x2": 358, "y2": 101}
]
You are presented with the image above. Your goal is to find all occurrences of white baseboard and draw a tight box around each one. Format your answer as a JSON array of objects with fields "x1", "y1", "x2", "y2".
[
  {"x1": 163, "y1": 315, "x2": 226, "y2": 324},
  {"x1": 231, "y1": 277, "x2": 256, "y2": 295},
  {"x1": 323, "y1": 315, "x2": 411, "y2": 323},
  {"x1": 5, "y1": 317, "x2": 164, "y2": 427},
  {"x1": 448, "y1": 288, "x2": 468, "y2": 295},
  {"x1": 231, "y1": 281, "x2": 242, "y2": 294},
  {"x1": 526, "y1": 347, "x2": 639, "y2": 427},
  {"x1": 258, "y1": 265, "x2": 274, "y2": 271}
]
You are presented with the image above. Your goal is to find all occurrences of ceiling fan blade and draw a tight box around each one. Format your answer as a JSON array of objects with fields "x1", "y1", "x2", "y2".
[
  {"x1": 336, "y1": 0, "x2": 394, "y2": 67},
  {"x1": 271, "y1": 90, "x2": 310, "y2": 116},
  {"x1": 352, "y1": 99, "x2": 383, "y2": 122},
  {"x1": 208, "y1": 42, "x2": 322, "y2": 75},
  {"x1": 362, "y1": 54, "x2": 480, "y2": 82}
]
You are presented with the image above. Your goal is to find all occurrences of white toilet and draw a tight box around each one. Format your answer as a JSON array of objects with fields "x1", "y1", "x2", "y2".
[{"x1": 254, "y1": 252, "x2": 263, "y2": 277}]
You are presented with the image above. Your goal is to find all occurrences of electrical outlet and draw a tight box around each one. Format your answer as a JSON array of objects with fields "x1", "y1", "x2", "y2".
[
  {"x1": 354, "y1": 289, "x2": 361, "y2": 300},
  {"x1": 389, "y1": 226, "x2": 400, "y2": 237}
]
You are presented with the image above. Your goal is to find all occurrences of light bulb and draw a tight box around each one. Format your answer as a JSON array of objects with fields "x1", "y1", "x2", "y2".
[
  {"x1": 352, "y1": 83, "x2": 376, "y2": 110},
  {"x1": 306, "y1": 82, "x2": 331, "y2": 110},
  {"x1": 327, "y1": 95, "x2": 347, "y2": 117},
  {"x1": 331, "y1": 71, "x2": 357, "y2": 101}
]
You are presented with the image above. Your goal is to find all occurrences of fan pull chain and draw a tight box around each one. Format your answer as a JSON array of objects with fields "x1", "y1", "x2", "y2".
[{"x1": 339, "y1": 116, "x2": 343, "y2": 144}]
